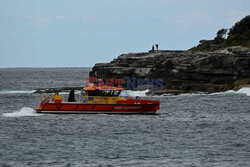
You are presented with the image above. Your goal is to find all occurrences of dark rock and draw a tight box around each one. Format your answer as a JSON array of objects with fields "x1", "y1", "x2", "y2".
[
  {"x1": 227, "y1": 46, "x2": 250, "y2": 55},
  {"x1": 89, "y1": 48, "x2": 250, "y2": 94}
]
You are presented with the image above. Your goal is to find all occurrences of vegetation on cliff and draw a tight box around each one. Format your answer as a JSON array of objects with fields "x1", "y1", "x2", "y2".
[
  {"x1": 190, "y1": 15, "x2": 250, "y2": 51},
  {"x1": 89, "y1": 15, "x2": 250, "y2": 94}
]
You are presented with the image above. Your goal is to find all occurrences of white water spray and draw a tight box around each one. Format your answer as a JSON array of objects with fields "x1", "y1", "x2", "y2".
[
  {"x1": 235, "y1": 87, "x2": 250, "y2": 96},
  {"x1": 210, "y1": 87, "x2": 250, "y2": 96},
  {"x1": 121, "y1": 89, "x2": 149, "y2": 97},
  {"x1": 2, "y1": 107, "x2": 41, "y2": 117},
  {"x1": 0, "y1": 90, "x2": 36, "y2": 94}
]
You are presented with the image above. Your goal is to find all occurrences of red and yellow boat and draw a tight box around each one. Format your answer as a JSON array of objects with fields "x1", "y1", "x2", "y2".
[{"x1": 35, "y1": 84, "x2": 159, "y2": 114}]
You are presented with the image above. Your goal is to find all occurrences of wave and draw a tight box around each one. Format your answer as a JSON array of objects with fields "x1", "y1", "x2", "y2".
[
  {"x1": 220, "y1": 87, "x2": 250, "y2": 96},
  {"x1": 2, "y1": 107, "x2": 41, "y2": 117},
  {"x1": 155, "y1": 87, "x2": 250, "y2": 97},
  {"x1": 121, "y1": 89, "x2": 149, "y2": 97},
  {"x1": 0, "y1": 90, "x2": 36, "y2": 94},
  {"x1": 178, "y1": 88, "x2": 250, "y2": 97}
]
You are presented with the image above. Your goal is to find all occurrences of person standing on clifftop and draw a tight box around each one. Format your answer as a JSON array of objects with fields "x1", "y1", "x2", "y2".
[
  {"x1": 155, "y1": 44, "x2": 159, "y2": 50},
  {"x1": 152, "y1": 45, "x2": 155, "y2": 51}
]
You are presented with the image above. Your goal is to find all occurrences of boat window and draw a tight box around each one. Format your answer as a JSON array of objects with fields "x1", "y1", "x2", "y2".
[
  {"x1": 87, "y1": 90, "x2": 100, "y2": 96},
  {"x1": 104, "y1": 90, "x2": 112, "y2": 96},
  {"x1": 113, "y1": 90, "x2": 121, "y2": 96}
]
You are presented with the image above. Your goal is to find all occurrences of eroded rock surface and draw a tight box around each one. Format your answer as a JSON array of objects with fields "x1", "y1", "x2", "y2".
[{"x1": 90, "y1": 47, "x2": 250, "y2": 94}]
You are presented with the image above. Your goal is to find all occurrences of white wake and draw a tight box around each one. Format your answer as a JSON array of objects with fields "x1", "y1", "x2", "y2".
[
  {"x1": 0, "y1": 90, "x2": 36, "y2": 94},
  {"x1": 2, "y1": 107, "x2": 41, "y2": 117}
]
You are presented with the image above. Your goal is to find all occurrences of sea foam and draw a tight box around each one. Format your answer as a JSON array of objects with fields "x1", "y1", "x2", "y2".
[
  {"x1": 210, "y1": 87, "x2": 250, "y2": 96},
  {"x1": 121, "y1": 89, "x2": 149, "y2": 97},
  {"x1": 155, "y1": 87, "x2": 250, "y2": 97},
  {"x1": 236, "y1": 87, "x2": 250, "y2": 96},
  {"x1": 0, "y1": 90, "x2": 36, "y2": 94},
  {"x1": 2, "y1": 107, "x2": 41, "y2": 117}
]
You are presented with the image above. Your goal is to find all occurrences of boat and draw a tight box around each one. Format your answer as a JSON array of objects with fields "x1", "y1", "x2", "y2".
[{"x1": 35, "y1": 84, "x2": 160, "y2": 114}]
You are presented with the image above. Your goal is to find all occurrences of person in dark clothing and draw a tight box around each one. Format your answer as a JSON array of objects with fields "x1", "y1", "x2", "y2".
[
  {"x1": 68, "y1": 89, "x2": 75, "y2": 102},
  {"x1": 152, "y1": 45, "x2": 155, "y2": 51},
  {"x1": 155, "y1": 44, "x2": 159, "y2": 50}
]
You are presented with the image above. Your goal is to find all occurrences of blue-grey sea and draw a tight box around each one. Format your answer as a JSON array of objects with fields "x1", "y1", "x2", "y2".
[{"x1": 0, "y1": 68, "x2": 250, "y2": 167}]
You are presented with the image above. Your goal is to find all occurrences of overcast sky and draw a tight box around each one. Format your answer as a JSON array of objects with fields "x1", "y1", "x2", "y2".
[{"x1": 0, "y1": 0, "x2": 249, "y2": 67}]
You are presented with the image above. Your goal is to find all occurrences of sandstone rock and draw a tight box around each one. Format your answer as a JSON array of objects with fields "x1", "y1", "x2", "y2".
[
  {"x1": 217, "y1": 46, "x2": 250, "y2": 55},
  {"x1": 89, "y1": 49, "x2": 250, "y2": 93}
]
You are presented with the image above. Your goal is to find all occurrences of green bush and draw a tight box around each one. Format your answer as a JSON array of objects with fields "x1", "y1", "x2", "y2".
[{"x1": 190, "y1": 15, "x2": 250, "y2": 51}]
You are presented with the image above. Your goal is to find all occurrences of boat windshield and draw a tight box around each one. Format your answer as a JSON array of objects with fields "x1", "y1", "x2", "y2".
[{"x1": 87, "y1": 90, "x2": 121, "y2": 96}]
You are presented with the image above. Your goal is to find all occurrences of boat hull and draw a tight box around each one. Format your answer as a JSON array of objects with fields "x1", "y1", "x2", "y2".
[{"x1": 36, "y1": 102, "x2": 159, "y2": 114}]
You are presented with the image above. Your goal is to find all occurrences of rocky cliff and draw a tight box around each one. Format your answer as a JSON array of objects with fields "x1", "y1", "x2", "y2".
[{"x1": 89, "y1": 46, "x2": 250, "y2": 94}]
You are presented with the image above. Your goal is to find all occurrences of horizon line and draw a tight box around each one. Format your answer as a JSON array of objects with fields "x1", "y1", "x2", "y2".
[{"x1": 0, "y1": 66, "x2": 92, "y2": 69}]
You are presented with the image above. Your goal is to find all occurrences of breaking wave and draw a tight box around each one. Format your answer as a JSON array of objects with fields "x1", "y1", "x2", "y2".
[
  {"x1": 121, "y1": 89, "x2": 149, "y2": 97},
  {"x1": 0, "y1": 90, "x2": 36, "y2": 94},
  {"x1": 2, "y1": 107, "x2": 41, "y2": 117},
  {"x1": 225, "y1": 87, "x2": 250, "y2": 96},
  {"x1": 197, "y1": 87, "x2": 250, "y2": 96},
  {"x1": 156, "y1": 87, "x2": 250, "y2": 97}
]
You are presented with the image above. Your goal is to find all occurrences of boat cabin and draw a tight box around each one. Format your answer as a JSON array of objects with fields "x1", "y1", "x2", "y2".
[{"x1": 85, "y1": 85, "x2": 125, "y2": 104}]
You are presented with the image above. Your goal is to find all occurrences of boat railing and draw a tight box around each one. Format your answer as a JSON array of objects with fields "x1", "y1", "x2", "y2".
[
  {"x1": 41, "y1": 93, "x2": 150, "y2": 104},
  {"x1": 85, "y1": 95, "x2": 150, "y2": 104}
]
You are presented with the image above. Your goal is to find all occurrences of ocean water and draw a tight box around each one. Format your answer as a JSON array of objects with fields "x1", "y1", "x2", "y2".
[{"x1": 0, "y1": 68, "x2": 250, "y2": 167}]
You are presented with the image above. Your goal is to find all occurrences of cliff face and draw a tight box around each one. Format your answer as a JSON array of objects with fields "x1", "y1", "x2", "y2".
[{"x1": 89, "y1": 47, "x2": 250, "y2": 93}]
